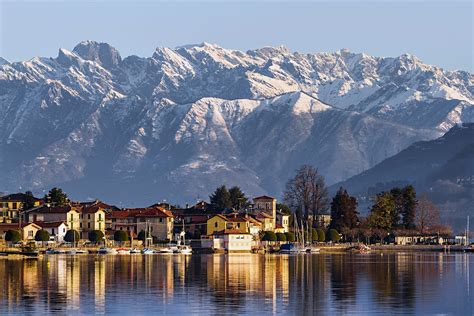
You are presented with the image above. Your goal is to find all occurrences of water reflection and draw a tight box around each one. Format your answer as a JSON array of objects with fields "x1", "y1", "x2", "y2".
[{"x1": 0, "y1": 253, "x2": 472, "y2": 314}]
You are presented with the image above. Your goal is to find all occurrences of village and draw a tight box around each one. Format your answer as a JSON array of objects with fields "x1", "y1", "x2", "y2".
[{"x1": 0, "y1": 185, "x2": 471, "y2": 255}]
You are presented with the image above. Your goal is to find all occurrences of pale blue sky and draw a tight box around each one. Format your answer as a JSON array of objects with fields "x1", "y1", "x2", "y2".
[{"x1": 0, "y1": 0, "x2": 472, "y2": 72}]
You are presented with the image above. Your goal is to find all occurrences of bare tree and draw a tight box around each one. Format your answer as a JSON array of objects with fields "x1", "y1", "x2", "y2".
[
  {"x1": 283, "y1": 165, "x2": 329, "y2": 219},
  {"x1": 415, "y1": 194, "x2": 440, "y2": 234}
]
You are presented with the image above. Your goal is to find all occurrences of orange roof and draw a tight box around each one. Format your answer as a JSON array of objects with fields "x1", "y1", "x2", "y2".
[{"x1": 256, "y1": 212, "x2": 273, "y2": 219}]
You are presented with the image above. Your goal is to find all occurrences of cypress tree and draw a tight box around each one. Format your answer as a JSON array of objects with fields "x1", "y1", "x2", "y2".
[
  {"x1": 329, "y1": 187, "x2": 359, "y2": 232},
  {"x1": 402, "y1": 185, "x2": 417, "y2": 229}
]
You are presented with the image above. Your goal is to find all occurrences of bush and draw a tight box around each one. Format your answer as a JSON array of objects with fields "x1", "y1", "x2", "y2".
[
  {"x1": 114, "y1": 230, "x2": 129, "y2": 242},
  {"x1": 328, "y1": 229, "x2": 341, "y2": 243},
  {"x1": 64, "y1": 230, "x2": 80, "y2": 243},
  {"x1": 5, "y1": 230, "x2": 21, "y2": 243},
  {"x1": 311, "y1": 228, "x2": 318, "y2": 242},
  {"x1": 88, "y1": 230, "x2": 105, "y2": 243},
  {"x1": 262, "y1": 231, "x2": 277, "y2": 242},
  {"x1": 276, "y1": 232, "x2": 287, "y2": 242},
  {"x1": 317, "y1": 228, "x2": 326, "y2": 242},
  {"x1": 285, "y1": 232, "x2": 295, "y2": 242},
  {"x1": 35, "y1": 230, "x2": 50, "y2": 242}
]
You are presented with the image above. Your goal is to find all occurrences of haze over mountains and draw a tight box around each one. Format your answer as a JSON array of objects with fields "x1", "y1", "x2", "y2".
[{"x1": 0, "y1": 41, "x2": 473, "y2": 206}]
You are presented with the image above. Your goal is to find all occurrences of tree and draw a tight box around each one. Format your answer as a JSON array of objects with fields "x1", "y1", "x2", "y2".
[
  {"x1": 277, "y1": 203, "x2": 292, "y2": 215},
  {"x1": 390, "y1": 187, "x2": 404, "y2": 228},
  {"x1": 228, "y1": 186, "x2": 248, "y2": 210},
  {"x1": 368, "y1": 191, "x2": 395, "y2": 231},
  {"x1": 35, "y1": 230, "x2": 50, "y2": 242},
  {"x1": 283, "y1": 165, "x2": 329, "y2": 219},
  {"x1": 316, "y1": 228, "x2": 326, "y2": 242},
  {"x1": 329, "y1": 187, "x2": 359, "y2": 234},
  {"x1": 328, "y1": 229, "x2": 341, "y2": 242},
  {"x1": 22, "y1": 191, "x2": 37, "y2": 211},
  {"x1": 88, "y1": 230, "x2": 105, "y2": 243},
  {"x1": 5, "y1": 230, "x2": 21, "y2": 244},
  {"x1": 311, "y1": 228, "x2": 318, "y2": 242},
  {"x1": 114, "y1": 230, "x2": 129, "y2": 243},
  {"x1": 44, "y1": 187, "x2": 69, "y2": 206},
  {"x1": 64, "y1": 230, "x2": 80, "y2": 244},
  {"x1": 262, "y1": 231, "x2": 277, "y2": 242},
  {"x1": 415, "y1": 194, "x2": 440, "y2": 234},
  {"x1": 402, "y1": 185, "x2": 417, "y2": 229},
  {"x1": 276, "y1": 232, "x2": 287, "y2": 242},
  {"x1": 209, "y1": 185, "x2": 231, "y2": 210},
  {"x1": 285, "y1": 232, "x2": 295, "y2": 242}
]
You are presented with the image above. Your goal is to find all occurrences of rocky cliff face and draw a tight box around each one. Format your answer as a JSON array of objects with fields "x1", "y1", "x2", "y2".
[{"x1": 0, "y1": 41, "x2": 472, "y2": 204}]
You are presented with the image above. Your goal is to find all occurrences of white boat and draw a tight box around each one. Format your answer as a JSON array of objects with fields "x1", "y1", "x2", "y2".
[
  {"x1": 158, "y1": 247, "x2": 174, "y2": 254},
  {"x1": 178, "y1": 245, "x2": 192, "y2": 254},
  {"x1": 97, "y1": 247, "x2": 117, "y2": 255},
  {"x1": 45, "y1": 248, "x2": 57, "y2": 255},
  {"x1": 141, "y1": 248, "x2": 155, "y2": 255},
  {"x1": 116, "y1": 248, "x2": 130, "y2": 255},
  {"x1": 130, "y1": 248, "x2": 141, "y2": 254},
  {"x1": 305, "y1": 246, "x2": 320, "y2": 253}
]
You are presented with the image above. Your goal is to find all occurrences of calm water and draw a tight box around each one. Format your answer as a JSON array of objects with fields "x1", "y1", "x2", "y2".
[{"x1": 0, "y1": 253, "x2": 472, "y2": 315}]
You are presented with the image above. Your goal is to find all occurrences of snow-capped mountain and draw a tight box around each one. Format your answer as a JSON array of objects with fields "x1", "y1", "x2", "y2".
[{"x1": 0, "y1": 41, "x2": 472, "y2": 204}]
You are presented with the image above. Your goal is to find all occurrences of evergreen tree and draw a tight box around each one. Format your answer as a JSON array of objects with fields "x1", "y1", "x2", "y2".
[
  {"x1": 35, "y1": 230, "x2": 50, "y2": 242},
  {"x1": 277, "y1": 203, "x2": 292, "y2": 215},
  {"x1": 22, "y1": 191, "x2": 37, "y2": 211},
  {"x1": 44, "y1": 187, "x2": 69, "y2": 206},
  {"x1": 390, "y1": 187, "x2": 404, "y2": 228},
  {"x1": 329, "y1": 187, "x2": 359, "y2": 233},
  {"x1": 402, "y1": 185, "x2": 417, "y2": 229},
  {"x1": 209, "y1": 185, "x2": 232, "y2": 210},
  {"x1": 88, "y1": 230, "x2": 105, "y2": 243},
  {"x1": 368, "y1": 191, "x2": 395, "y2": 231},
  {"x1": 228, "y1": 186, "x2": 248, "y2": 210}
]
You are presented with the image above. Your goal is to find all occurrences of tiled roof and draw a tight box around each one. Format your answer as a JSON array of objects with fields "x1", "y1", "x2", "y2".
[
  {"x1": 30, "y1": 205, "x2": 78, "y2": 214},
  {"x1": 34, "y1": 221, "x2": 66, "y2": 228},
  {"x1": 0, "y1": 222, "x2": 41, "y2": 230},
  {"x1": 0, "y1": 193, "x2": 43, "y2": 202},
  {"x1": 256, "y1": 212, "x2": 273, "y2": 219},
  {"x1": 253, "y1": 195, "x2": 276, "y2": 201},
  {"x1": 108, "y1": 206, "x2": 173, "y2": 219}
]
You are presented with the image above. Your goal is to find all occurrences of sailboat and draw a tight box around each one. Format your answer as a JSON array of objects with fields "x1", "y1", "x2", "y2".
[
  {"x1": 177, "y1": 221, "x2": 192, "y2": 254},
  {"x1": 464, "y1": 216, "x2": 473, "y2": 252},
  {"x1": 280, "y1": 214, "x2": 306, "y2": 253}
]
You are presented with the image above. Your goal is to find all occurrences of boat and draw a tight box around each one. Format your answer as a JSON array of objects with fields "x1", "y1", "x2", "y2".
[
  {"x1": 280, "y1": 243, "x2": 305, "y2": 253},
  {"x1": 74, "y1": 249, "x2": 88, "y2": 254},
  {"x1": 97, "y1": 247, "x2": 117, "y2": 255},
  {"x1": 141, "y1": 248, "x2": 155, "y2": 255},
  {"x1": 177, "y1": 245, "x2": 192, "y2": 254},
  {"x1": 65, "y1": 249, "x2": 76, "y2": 255},
  {"x1": 116, "y1": 248, "x2": 130, "y2": 255},
  {"x1": 158, "y1": 247, "x2": 174, "y2": 254},
  {"x1": 305, "y1": 246, "x2": 320, "y2": 253},
  {"x1": 130, "y1": 248, "x2": 141, "y2": 254},
  {"x1": 45, "y1": 248, "x2": 57, "y2": 254}
]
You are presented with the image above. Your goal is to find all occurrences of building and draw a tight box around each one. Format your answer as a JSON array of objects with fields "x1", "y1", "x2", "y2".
[
  {"x1": 202, "y1": 230, "x2": 253, "y2": 252},
  {"x1": 80, "y1": 205, "x2": 106, "y2": 239},
  {"x1": 206, "y1": 214, "x2": 250, "y2": 235},
  {"x1": 253, "y1": 195, "x2": 277, "y2": 229},
  {"x1": 0, "y1": 193, "x2": 43, "y2": 222},
  {"x1": 0, "y1": 223, "x2": 42, "y2": 241},
  {"x1": 395, "y1": 235, "x2": 446, "y2": 245},
  {"x1": 255, "y1": 212, "x2": 274, "y2": 231},
  {"x1": 276, "y1": 211, "x2": 290, "y2": 233},
  {"x1": 108, "y1": 206, "x2": 174, "y2": 241},
  {"x1": 27, "y1": 205, "x2": 81, "y2": 231},
  {"x1": 34, "y1": 221, "x2": 68, "y2": 242}
]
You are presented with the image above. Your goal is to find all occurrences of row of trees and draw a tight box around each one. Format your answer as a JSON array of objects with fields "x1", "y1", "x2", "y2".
[
  {"x1": 261, "y1": 228, "x2": 341, "y2": 243},
  {"x1": 209, "y1": 185, "x2": 249, "y2": 210}
]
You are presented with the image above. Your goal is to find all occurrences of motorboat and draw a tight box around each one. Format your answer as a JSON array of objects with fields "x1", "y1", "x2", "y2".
[
  {"x1": 116, "y1": 248, "x2": 130, "y2": 255},
  {"x1": 158, "y1": 247, "x2": 174, "y2": 254},
  {"x1": 97, "y1": 247, "x2": 117, "y2": 255},
  {"x1": 141, "y1": 248, "x2": 155, "y2": 255},
  {"x1": 280, "y1": 243, "x2": 305, "y2": 254},
  {"x1": 130, "y1": 248, "x2": 141, "y2": 254},
  {"x1": 305, "y1": 246, "x2": 320, "y2": 253},
  {"x1": 177, "y1": 245, "x2": 192, "y2": 254}
]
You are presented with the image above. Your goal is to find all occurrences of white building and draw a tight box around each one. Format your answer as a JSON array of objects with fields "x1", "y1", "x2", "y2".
[
  {"x1": 36, "y1": 221, "x2": 68, "y2": 243},
  {"x1": 202, "y1": 230, "x2": 254, "y2": 252}
]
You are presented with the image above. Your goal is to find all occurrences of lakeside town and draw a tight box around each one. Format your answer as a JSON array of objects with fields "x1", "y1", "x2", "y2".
[{"x1": 0, "y1": 166, "x2": 472, "y2": 256}]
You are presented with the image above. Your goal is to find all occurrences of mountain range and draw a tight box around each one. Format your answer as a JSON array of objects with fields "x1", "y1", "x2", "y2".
[{"x1": 0, "y1": 41, "x2": 472, "y2": 206}]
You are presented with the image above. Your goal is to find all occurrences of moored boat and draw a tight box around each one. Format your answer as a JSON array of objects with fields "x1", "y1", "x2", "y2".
[
  {"x1": 97, "y1": 247, "x2": 117, "y2": 255},
  {"x1": 116, "y1": 248, "x2": 130, "y2": 255},
  {"x1": 177, "y1": 245, "x2": 192, "y2": 254},
  {"x1": 141, "y1": 248, "x2": 155, "y2": 255}
]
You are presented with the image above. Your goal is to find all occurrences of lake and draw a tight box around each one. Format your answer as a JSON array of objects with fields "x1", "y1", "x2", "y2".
[{"x1": 0, "y1": 252, "x2": 472, "y2": 315}]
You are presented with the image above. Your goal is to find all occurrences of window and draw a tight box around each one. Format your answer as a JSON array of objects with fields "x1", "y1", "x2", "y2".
[
  {"x1": 237, "y1": 223, "x2": 240, "y2": 228},
  {"x1": 52, "y1": 228, "x2": 55, "y2": 234},
  {"x1": 215, "y1": 222, "x2": 218, "y2": 228},
  {"x1": 70, "y1": 214, "x2": 73, "y2": 221},
  {"x1": 88, "y1": 214, "x2": 91, "y2": 220},
  {"x1": 28, "y1": 230, "x2": 33, "y2": 237},
  {"x1": 12, "y1": 202, "x2": 17, "y2": 209},
  {"x1": 159, "y1": 218, "x2": 163, "y2": 223},
  {"x1": 99, "y1": 214, "x2": 102, "y2": 221},
  {"x1": 88, "y1": 223, "x2": 90, "y2": 229}
]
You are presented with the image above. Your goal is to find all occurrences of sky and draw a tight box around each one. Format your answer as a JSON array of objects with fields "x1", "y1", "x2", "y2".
[{"x1": 0, "y1": 0, "x2": 472, "y2": 72}]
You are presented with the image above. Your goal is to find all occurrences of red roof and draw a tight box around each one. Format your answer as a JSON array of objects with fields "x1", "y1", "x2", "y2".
[
  {"x1": 31, "y1": 205, "x2": 78, "y2": 214},
  {"x1": 188, "y1": 215, "x2": 209, "y2": 223}
]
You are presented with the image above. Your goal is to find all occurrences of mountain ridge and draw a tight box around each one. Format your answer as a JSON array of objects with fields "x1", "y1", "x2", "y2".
[{"x1": 0, "y1": 41, "x2": 472, "y2": 205}]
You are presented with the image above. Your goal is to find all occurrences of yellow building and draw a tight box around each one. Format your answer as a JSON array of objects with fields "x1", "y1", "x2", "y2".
[
  {"x1": 0, "y1": 222, "x2": 42, "y2": 241},
  {"x1": 207, "y1": 215, "x2": 230, "y2": 235},
  {"x1": 27, "y1": 205, "x2": 81, "y2": 233},
  {"x1": 206, "y1": 214, "x2": 249, "y2": 235},
  {"x1": 80, "y1": 205, "x2": 106, "y2": 239},
  {"x1": 253, "y1": 195, "x2": 277, "y2": 229},
  {"x1": 0, "y1": 193, "x2": 43, "y2": 222}
]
